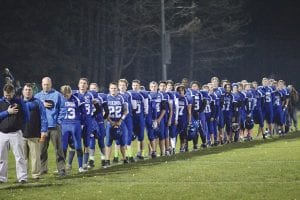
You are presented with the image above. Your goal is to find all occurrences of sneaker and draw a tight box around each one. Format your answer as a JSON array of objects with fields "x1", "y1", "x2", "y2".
[
  {"x1": 78, "y1": 167, "x2": 88, "y2": 173},
  {"x1": 88, "y1": 160, "x2": 95, "y2": 169},
  {"x1": 113, "y1": 157, "x2": 119, "y2": 163}
]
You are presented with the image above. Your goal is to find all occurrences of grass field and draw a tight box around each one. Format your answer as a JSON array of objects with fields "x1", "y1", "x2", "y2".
[{"x1": 0, "y1": 129, "x2": 300, "y2": 200}]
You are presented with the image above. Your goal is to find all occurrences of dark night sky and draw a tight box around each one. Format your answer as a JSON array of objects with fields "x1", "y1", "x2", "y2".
[
  {"x1": 1, "y1": 0, "x2": 300, "y2": 88},
  {"x1": 242, "y1": 0, "x2": 300, "y2": 87}
]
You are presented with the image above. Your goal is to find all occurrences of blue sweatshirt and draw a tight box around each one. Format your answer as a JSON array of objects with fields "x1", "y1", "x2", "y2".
[{"x1": 35, "y1": 89, "x2": 65, "y2": 128}]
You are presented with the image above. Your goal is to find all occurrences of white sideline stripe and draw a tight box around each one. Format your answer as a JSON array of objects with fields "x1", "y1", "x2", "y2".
[
  {"x1": 189, "y1": 160, "x2": 300, "y2": 164},
  {"x1": 173, "y1": 160, "x2": 300, "y2": 164},
  {"x1": 98, "y1": 181, "x2": 300, "y2": 184}
]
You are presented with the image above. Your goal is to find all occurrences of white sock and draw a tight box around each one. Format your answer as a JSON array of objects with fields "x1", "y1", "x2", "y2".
[
  {"x1": 101, "y1": 152, "x2": 105, "y2": 160},
  {"x1": 89, "y1": 149, "x2": 95, "y2": 159},
  {"x1": 170, "y1": 138, "x2": 176, "y2": 149}
]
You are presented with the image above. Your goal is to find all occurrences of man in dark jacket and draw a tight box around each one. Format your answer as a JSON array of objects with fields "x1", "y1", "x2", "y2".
[
  {"x1": 23, "y1": 83, "x2": 48, "y2": 179},
  {"x1": 0, "y1": 84, "x2": 28, "y2": 183}
]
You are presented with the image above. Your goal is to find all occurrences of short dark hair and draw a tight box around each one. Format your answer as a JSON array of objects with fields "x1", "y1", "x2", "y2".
[
  {"x1": 166, "y1": 80, "x2": 174, "y2": 86},
  {"x1": 79, "y1": 78, "x2": 89, "y2": 85},
  {"x1": 132, "y1": 79, "x2": 141, "y2": 84},
  {"x1": 3, "y1": 84, "x2": 14, "y2": 93},
  {"x1": 190, "y1": 81, "x2": 200, "y2": 88},
  {"x1": 23, "y1": 83, "x2": 33, "y2": 88},
  {"x1": 159, "y1": 80, "x2": 167, "y2": 85},
  {"x1": 109, "y1": 82, "x2": 118, "y2": 87}
]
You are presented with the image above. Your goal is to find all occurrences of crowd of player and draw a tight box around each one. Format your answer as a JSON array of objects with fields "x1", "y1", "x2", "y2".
[
  {"x1": 0, "y1": 75, "x2": 298, "y2": 183},
  {"x1": 56, "y1": 76, "x2": 299, "y2": 170}
]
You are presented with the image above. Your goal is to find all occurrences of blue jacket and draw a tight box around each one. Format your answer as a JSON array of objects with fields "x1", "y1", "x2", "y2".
[{"x1": 35, "y1": 89, "x2": 65, "y2": 128}]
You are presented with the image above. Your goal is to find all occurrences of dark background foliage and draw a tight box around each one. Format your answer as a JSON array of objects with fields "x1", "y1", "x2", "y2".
[{"x1": 0, "y1": 0, "x2": 299, "y2": 89}]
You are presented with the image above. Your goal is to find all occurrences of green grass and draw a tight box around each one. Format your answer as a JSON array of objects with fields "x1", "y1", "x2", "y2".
[{"x1": 1, "y1": 131, "x2": 300, "y2": 200}]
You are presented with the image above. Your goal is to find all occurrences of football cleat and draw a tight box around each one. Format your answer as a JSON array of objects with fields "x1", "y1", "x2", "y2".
[
  {"x1": 78, "y1": 167, "x2": 88, "y2": 173},
  {"x1": 123, "y1": 158, "x2": 129, "y2": 164},
  {"x1": 83, "y1": 164, "x2": 88, "y2": 170},
  {"x1": 88, "y1": 160, "x2": 95, "y2": 169},
  {"x1": 103, "y1": 160, "x2": 110, "y2": 169},
  {"x1": 151, "y1": 151, "x2": 157, "y2": 159}
]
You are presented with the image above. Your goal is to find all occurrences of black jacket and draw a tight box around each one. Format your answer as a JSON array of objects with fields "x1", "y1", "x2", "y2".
[{"x1": 0, "y1": 97, "x2": 28, "y2": 133}]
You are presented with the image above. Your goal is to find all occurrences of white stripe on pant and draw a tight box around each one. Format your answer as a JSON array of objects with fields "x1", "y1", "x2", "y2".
[{"x1": 0, "y1": 130, "x2": 27, "y2": 182}]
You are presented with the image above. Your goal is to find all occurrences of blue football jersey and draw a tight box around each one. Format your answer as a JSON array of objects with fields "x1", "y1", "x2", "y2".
[
  {"x1": 273, "y1": 89, "x2": 284, "y2": 107},
  {"x1": 222, "y1": 92, "x2": 234, "y2": 112},
  {"x1": 107, "y1": 94, "x2": 126, "y2": 121},
  {"x1": 128, "y1": 90, "x2": 145, "y2": 116},
  {"x1": 148, "y1": 91, "x2": 166, "y2": 120},
  {"x1": 262, "y1": 86, "x2": 274, "y2": 105},
  {"x1": 178, "y1": 95, "x2": 191, "y2": 118},
  {"x1": 62, "y1": 95, "x2": 86, "y2": 123},
  {"x1": 73, "y1": 90, "x2": 95, "y2": 117},
  {"x1": 119, "y1": 91, "x2": 133, "y2": 115}
]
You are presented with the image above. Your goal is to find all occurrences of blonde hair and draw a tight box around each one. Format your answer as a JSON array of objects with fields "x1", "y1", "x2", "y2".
[{"x1": 60, "y1": 85, "x2": 72, "y2": 95}]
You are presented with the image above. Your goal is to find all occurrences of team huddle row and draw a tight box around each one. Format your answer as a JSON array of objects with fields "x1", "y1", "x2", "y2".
[{"x1": 0, "y1": 76, "x2": 297, "y2": 183}]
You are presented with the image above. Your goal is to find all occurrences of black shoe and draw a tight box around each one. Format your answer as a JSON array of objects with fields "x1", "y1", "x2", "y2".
[
  {"x1": 129, "y1": 157, "x2": 135, "y2": 163},
  {"x1": 88, "y1": 160, "x2": 95, "y2": 169},
  {"x1": 113, "y1": 157, "x2": 119, "y2": 163},
  {"x1": 103, "y1": 160, "x2": 110, "y2": 168},
  {"x1": 20, "y1": 180, "x2": 27, "y2": 184},
  {"x1": 151, "y1": 152, "x2": 157, "y2": 159},
  {"x1": 101, "y1": 160, "x2": 106, "y2": 167},
  {"x1": 123, "y1": 159, "x2": 129, "y2": 164},
  {"x1": 137, "y1": 155, "x2": 144, "y2": 160},
  {"x1": 193, "y1": 145, "x2": 198, "y2": 151},
  {"x1": 58, "y1": 169, "x2": 66, "y2": 177},
  {"x1": 172, "y1": 148, "x2": 176, "y2": 155},
  {"x1": 201, "y1": 144, "x2": 207, "y2": 148},
  {"x1": 262, "y1": 134, "x2": 266, "y2": 139},
  {"x1": 180, "y1": 147, "x2": 185, "y2": 153}
]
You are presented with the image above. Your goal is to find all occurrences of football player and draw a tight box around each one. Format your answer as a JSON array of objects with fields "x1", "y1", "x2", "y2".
[{"x1": 104, "y1": 82, "x2": 128, "y2": 167}]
